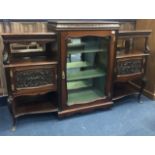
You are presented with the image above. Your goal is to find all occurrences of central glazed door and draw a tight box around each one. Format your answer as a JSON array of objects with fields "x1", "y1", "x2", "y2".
[{"x1": 58, "y1": 30, "x2": 116, "y2": 116}]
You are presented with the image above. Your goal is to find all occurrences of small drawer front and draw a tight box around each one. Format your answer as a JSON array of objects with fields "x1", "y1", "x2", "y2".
[{"x1": 10, "y1": 65, "x2": 57, "y2": 94}]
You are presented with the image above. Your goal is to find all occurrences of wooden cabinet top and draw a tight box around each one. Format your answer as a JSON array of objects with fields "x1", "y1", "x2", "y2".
[
  {"x1": 1, "y1": 32, "x2": 56, "y2": 42},
  {"x1": 48, "y1": 20, "x2": 120, "y2": 31},
  {"x1": 1, "y1": 32, "x2": 55, "y2": 36},
  {"x1": 118, "y1": 30, "x2": 152, "y2": 38}
]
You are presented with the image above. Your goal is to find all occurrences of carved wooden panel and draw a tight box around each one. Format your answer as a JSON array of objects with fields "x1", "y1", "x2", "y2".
[
  {"x1": 8, "y1": 65, "x2": 57, "y2": 93},
  {"x1": 15, "y1": 68, "x2": 53, "y2": 89},
  {"x1": 117, "y1": 59, "x2": 143, "y2": 75}
]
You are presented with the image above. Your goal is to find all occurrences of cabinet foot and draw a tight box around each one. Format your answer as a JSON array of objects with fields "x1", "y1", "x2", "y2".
[
  {"x1": 11, "y1": 126, "x2": 16, "y2": 132},
  {"x1": 138, "y1": 99, "x2": 143, "y2": 104},
  {"x1": 11, "y1": 117, "x2": 17, "y2": 131}
]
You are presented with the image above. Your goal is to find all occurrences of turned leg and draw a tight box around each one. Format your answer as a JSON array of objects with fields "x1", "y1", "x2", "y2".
[{"x1": 138, "y1": 77, "x2": 146, "y2": 103}]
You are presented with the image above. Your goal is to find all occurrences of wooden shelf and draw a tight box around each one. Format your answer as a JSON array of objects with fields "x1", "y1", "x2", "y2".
[
  {"x1": 4, "y1": 57, "x2": 58, "y2": 68},
  {"x1": 15, "y1": 102, "x2": 58, "y2": 117},
  {"x1": 68, "y1": 89, "x2": 105, "y2": 106},
  {"x1": 2, "y1": 32, "x2": 56, "y2": 43},
  {"x1": 15, "y1": 101, "x2": 58, "y2": 117},
  {"x1": 13, "y1": 84, "x2": 57, "y2": 97},
  {"x1": 14, "y1": 92, "x2": 58, "y2": 117},
  {"x1": 68, "y1": 48, "x2": 107, "y2": 54},
  {"x1": 67, "y1": 80, "x2": 92, "y2": 90},
  {"x1": 116, "y1": 50, "x2": 149, "y2": 59},
  {"x1": 118, "y1": 30, "x2": 152, "y2": 38},
  {"x1": 113, "y1": 82, "x2": 138, "y2": 101},
  {"x1": 2, "y1": 32, "x2": 56, "y2": 36},
  {"x1": 67, "y1": 61, "x2": 92, "y2": 69},
  {"x1": 67, "y1": 69, "x2": 106, "y2": 81}
]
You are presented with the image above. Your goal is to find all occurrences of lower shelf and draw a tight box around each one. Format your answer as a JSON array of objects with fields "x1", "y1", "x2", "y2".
[
  {"x1": 68, "y1": 89, "x2": 105, "y2": 106},
  {"x1": 113, "y1": 82, "x2": 138, "y2": 101},
  {"x1": 13, "y1": 92, "x2": 58, "y2": 118}
]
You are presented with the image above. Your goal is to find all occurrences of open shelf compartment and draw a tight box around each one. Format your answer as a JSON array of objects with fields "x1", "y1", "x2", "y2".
[{"x1": 13, "y1": 92, "x2": 58, "y2": 117}]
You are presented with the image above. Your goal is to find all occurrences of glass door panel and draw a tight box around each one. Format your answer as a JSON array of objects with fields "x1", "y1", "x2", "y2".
[{"x1": 66, "y1": 36, "x2": 110, "y2": 106}]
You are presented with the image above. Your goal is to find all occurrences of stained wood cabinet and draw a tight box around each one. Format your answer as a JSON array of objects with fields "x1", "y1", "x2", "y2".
[
  {"x1": 48, "y1": 20, "x2": 120, "y2": 116},
  {"x1": 1, "y1": 20, "x2": 152, "y2": 128}
]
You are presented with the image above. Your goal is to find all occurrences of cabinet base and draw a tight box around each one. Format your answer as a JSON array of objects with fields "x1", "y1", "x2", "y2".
[{"x1": 58, "y1": 101, "x2": 113, "y2": 117}]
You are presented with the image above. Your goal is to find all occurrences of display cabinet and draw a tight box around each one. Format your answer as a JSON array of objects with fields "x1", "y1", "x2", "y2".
[
  {"x1": 2, "y1": 33, "x2": 58, "y2": 130},
  {"x1": 113, "y1": 30, "x2": 152, "y2": 101},
  {"x1": 1, "y1": 20, "x2": 153, "y2": 128},
  {"x1": 48, "y1": 20, "x2": 120, "y2": 117}
]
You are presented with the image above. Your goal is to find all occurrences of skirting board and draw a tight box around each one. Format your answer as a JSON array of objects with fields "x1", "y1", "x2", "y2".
[{"x1": 129, "y1": 81, "x2": 155, "y2": 100}]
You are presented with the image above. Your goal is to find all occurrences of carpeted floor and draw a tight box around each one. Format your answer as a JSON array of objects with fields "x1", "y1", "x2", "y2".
[{"x1": 0, "y1": 95, "x2": 155, "y2": 136}]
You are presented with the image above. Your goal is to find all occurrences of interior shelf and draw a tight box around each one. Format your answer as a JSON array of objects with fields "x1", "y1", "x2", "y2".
[
  {"x1": 68, "y1": 42, "x2": 85, "y2": 48},
  {"x1": 68, "y1": 48, "x2": 107, "y2": 54},
  {"x1": 68, "y1": 89, "x2": 105, "y2": 106},
  {"x1": 67, "y1": 80, "x2": 92, "y2": 90},
  {"x1": 67, "y1": 61, "x2": 92, "y2": 69},
  {"x1": 67, "y1": 69, "x2": 106, "y2": 81}
]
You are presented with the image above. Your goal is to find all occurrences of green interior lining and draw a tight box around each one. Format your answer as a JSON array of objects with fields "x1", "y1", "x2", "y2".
[
  {"x1": 67, "y1": 69, "x2": 106, "y2": 81},
  {"x1": 67, "y1": 61, "x2": 92, "y2": 69},
  {"x1": 67, "y1": 89, "x2": 105, "y2": 106},
  {"x1": 67, "y1": 80, "x2": 92, "y2": 90}
]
